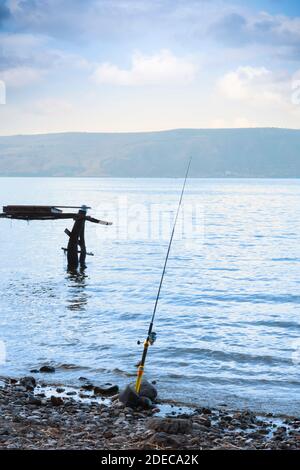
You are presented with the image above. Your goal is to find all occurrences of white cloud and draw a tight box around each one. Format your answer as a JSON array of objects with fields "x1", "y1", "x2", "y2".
[
  {"x1": 0, "y1": 32, "x2": 44, "y2": 52},
  {"x1": 0, "y1": 66, "x2": 44, "y2": 87},
  {"x1": 92, "y1": 49, "x2": 197, "y2": 86},
  {"x1": 214, "y1": 65, "x2": 300, "y2": 129},
  {"x1": 257, "y1": 12, "x2": 300, "y2": 42},
  {"x1": 217, "y1": 66, "x2": 286, "y2": 104},
  {"x1": 0, "y1": 31, "x2": 91, "y2": 80},
  {"x1": 210, "y1": 10, "x2": 300, "y2": 53}
]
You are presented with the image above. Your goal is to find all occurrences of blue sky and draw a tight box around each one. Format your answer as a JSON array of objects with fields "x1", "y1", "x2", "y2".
[{"x1": 0, "y1": 0, "x2": 300, "y2": 135}]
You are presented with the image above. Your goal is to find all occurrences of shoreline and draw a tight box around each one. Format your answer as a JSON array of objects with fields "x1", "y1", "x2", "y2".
[{"x1": 0, "y1": 376, "x2": 299, "y2": 450}]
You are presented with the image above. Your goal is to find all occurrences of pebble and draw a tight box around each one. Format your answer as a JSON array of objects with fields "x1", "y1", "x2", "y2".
[
  {"x1": 50, "y1": 396, "x2": 64, "y2": 406},
  {"x1": 27, "y1": 396, "x2": 42, "y2": 406}
]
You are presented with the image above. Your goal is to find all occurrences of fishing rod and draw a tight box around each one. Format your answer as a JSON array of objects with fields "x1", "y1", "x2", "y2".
[{"x1": 135, "y1": 156, "x2": 192, "y2": 394}]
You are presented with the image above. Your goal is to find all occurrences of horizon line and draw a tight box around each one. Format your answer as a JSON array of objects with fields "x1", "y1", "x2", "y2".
[{"x1": 1, "y1": 126, "x2": 300, "y2": 138}]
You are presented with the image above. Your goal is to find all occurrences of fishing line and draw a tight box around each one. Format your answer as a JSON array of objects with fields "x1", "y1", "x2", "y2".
[{"x1": 135, "y1": 156, "x2": 193, "y2": 393}]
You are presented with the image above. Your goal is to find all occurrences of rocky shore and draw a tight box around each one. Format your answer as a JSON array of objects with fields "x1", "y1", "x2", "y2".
[{"x1": 0, "y1": 376, "x2": 299, "y2": 450}]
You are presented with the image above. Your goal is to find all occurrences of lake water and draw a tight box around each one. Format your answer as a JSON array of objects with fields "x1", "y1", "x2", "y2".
[{"x1": 0, "y1": 178, "x2": 300, "y2": 415}]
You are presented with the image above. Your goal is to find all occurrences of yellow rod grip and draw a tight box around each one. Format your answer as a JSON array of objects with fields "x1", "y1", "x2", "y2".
[
  {"x1": 135, "y1": 339, "x2": 150, "y2": 393},
  {"x1": 135, "y1": 365, "x2": 144, "y2": 393}
]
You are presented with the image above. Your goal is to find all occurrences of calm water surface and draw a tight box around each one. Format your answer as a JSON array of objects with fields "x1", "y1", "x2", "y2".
[{"x1": 0, "y1": 178, "x2": 299, "y2": 415}]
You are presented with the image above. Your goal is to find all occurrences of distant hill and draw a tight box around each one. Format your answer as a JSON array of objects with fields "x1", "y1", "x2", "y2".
[{"x1": 0, "y1": 128, "x2": 299, "y2": 177}]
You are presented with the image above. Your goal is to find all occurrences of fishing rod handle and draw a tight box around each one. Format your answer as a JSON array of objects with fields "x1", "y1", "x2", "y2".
[{"x1": 135, "y1": 339, "x2": 150, "y2": 393}]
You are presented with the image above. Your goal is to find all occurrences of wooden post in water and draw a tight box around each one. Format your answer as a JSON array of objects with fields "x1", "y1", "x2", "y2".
[
  {"x1": 79, "y1": 216, "x2": 87, "y2": 269},
  {"x1": 66, "y1": 205, "x2": 88, "y2": 270},
  {"x1": 0, "y1": 204, "x2": 112, "y2": 270}
]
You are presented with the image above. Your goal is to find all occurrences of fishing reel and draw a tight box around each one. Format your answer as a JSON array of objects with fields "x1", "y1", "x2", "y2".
[
  {"x1": 137, "y1": 331, "x2": 157, "y2": 346},
  {"x1": 149, "y1": 331, "x2": 157, "y2": 345}
]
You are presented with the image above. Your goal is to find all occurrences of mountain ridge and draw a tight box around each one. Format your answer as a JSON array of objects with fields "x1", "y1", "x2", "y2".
[{"x1": 0, "y1": 128, "x2": 299, "y2": 177}]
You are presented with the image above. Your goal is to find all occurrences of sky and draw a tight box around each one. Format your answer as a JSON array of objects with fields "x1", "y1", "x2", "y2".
[{"x1": 0, "y1": 0, "x2": 300, "y2": 135}]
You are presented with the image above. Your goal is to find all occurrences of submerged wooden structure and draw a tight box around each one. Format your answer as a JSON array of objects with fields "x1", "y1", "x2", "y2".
[{"x1": 0, "y1": 205, "x2": 112, "y2": 270}]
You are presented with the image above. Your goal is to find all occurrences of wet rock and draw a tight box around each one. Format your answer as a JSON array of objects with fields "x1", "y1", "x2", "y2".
[
  {"x1": 148, "y1": 417, "x2": 192, "y2": 435},
  {"x1": 196, "y1": 407, "x2": 212, "y2": 415},
  {"x1": 196, "y1": 416, "x2": 211, "y2": 427},
  {"x1": 241, "y1": 411, "x2": 257, "y2": 424},
  {"x1": 81, "y1": 384, "x2": 94, "y2": 391},
  {"x1": 257, "y1": 428, "x2": 269, "y2": 436},
  {"x1": 14, "y1": 386, "x2": 27, "y2": 393},
  {"x1": 27, "y1": 395, "x2": 42, "y2": 406},
  {"x1": 119, "y1": 385, "x2": 140, "y2": 408},
  {"x1": 20, "y1": 376, "x2": 36, "y2": 391},
  {"x1": 119, "y1": 380, "x2": 156, "y2": 409},
  {"x1": 56, "y1": 387, "x2": 65, "y2": 393},
  {"x1": 39, "y1": 366, "x2": 55, "y2": 373},
  {"x1": 138, "y1": 397, "x2": 153, "y2": 409},
  {"x1": 50, "y1": 396, "x2": 64, "y2": 406},
  {"x1": 94, "y1": 384, "x2": 119, "y2": 396},
  {"x1": 223, "y1": 415, "x2": 233, "y2": 423},
  {"x1": 138, "y1": 380, "x2": 157, "y2": 401},
  {"x1": 29, "y1": 369, "x2": 39, "y2": 374},
  {"x1": 276, "y1": 426, "x2": 287, "y2": 434}
]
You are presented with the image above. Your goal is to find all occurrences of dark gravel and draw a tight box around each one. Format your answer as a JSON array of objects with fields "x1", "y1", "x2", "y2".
[{"x1": 0, "y1": 377, "x2": 299, "y2": 450}]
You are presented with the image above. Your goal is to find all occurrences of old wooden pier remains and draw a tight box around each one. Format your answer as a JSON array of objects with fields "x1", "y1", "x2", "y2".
[{"x1": 0, "y1": 205, "x2": 112, "y2": 270}]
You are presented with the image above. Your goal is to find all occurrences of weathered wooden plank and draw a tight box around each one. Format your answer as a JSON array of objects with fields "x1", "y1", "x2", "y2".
[
  {"x1": 0, "y1": 211, "x2": 112, "y2": 224},
  {"x1": 3, "y1": 205, "x2": 62, "y2": 215}
]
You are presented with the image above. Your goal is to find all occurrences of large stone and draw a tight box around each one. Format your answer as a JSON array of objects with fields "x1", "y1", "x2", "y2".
[
  {"x1": 19, "y1": 376, "x2": 36, "y2": 391},
  {"x1": 119, "y1": 379, "x2": 157, "y2": 409},
  {"x1": 148, "y1": 417, "x2": 192, "y2": 435},
  {"x1": 138, "y1": 379, "x2": 158, "y2": 401},
  {"x1": 93, "y1": 384, "x2": 119, "y2": 396},
  {"x1": 119, "y1": 385, "x2": 140, "y2": 408}
]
